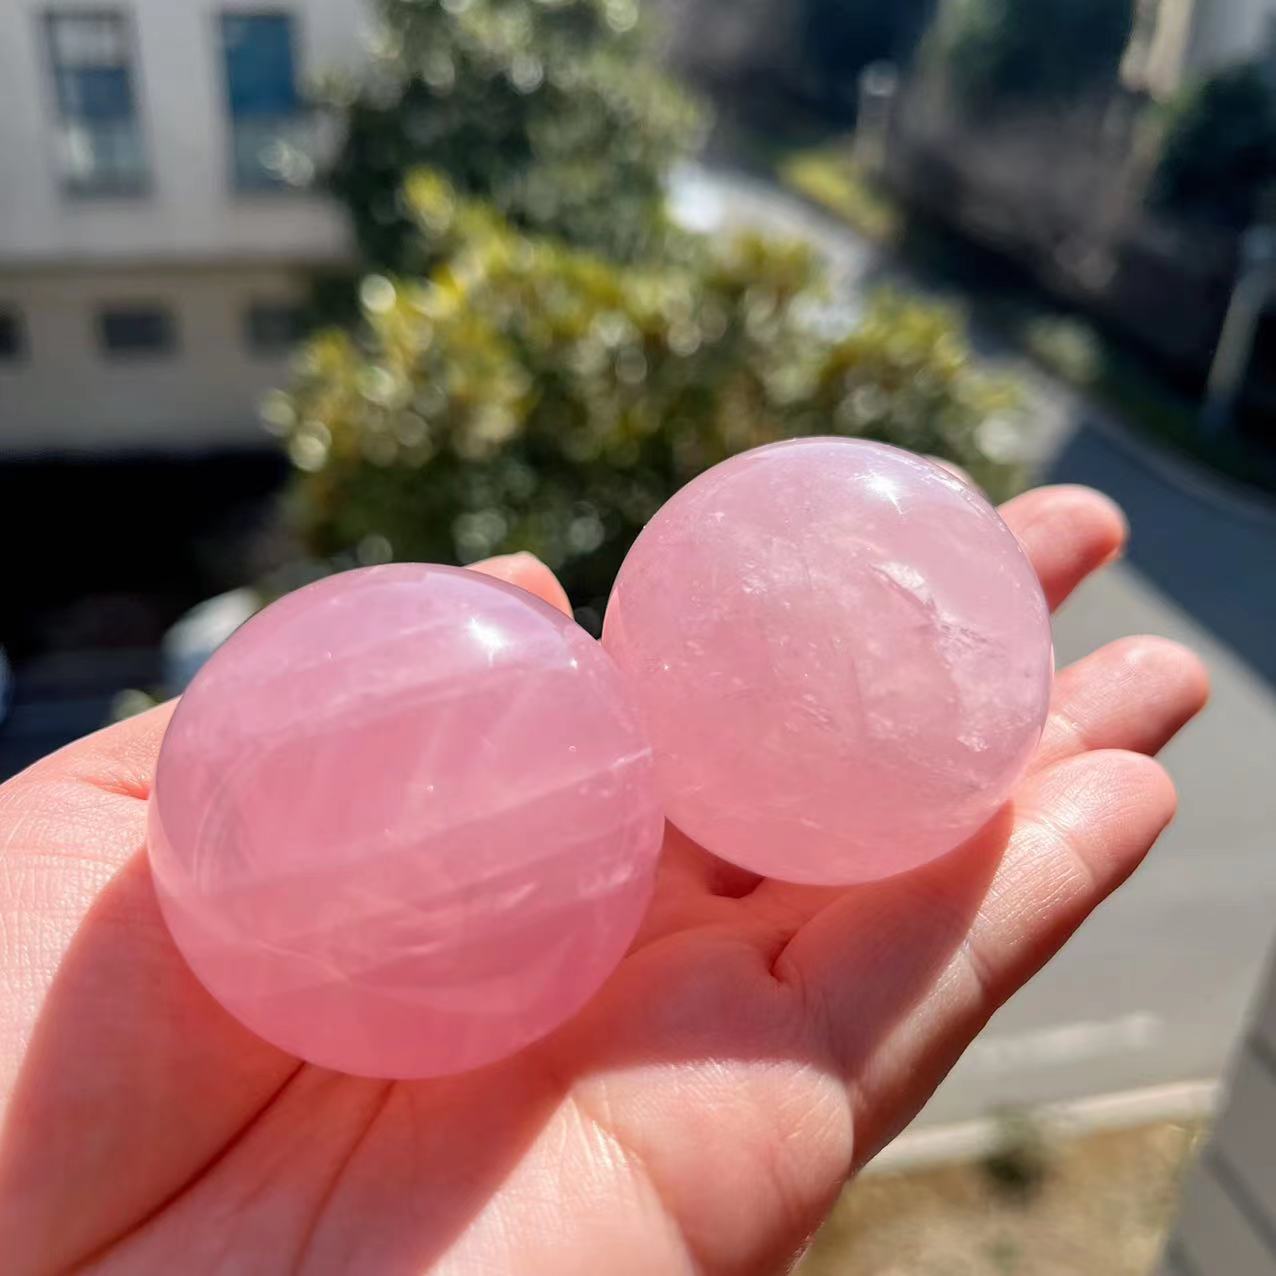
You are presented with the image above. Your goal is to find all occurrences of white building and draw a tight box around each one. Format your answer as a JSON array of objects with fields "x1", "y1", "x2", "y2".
[
  {"x1": 1124, "y1": 0, "x2": 1276, "y2": 100},
  {"x1": 1184, "y1": 0, "x2": 1276, "y2": 74},
  {"x1": 650, "y1": 0, "x2": 802, "y2": 87},
  {"x1": 0, "y1": 0, "x2": 368, "y2": 456}
]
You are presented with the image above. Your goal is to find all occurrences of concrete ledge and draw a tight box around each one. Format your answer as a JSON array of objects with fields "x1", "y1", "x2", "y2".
[{"x1": 866, "y1": 1079, "x2": 1219, "y2": 1176}]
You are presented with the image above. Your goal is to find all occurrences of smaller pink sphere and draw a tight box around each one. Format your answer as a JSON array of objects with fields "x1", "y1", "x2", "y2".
[
  {"x1": 604, "y1": 439, "x2": 1053, "y2": 885},
  {"x1": 149, "y1": 565, "x2": 663, "y2": 1078}
]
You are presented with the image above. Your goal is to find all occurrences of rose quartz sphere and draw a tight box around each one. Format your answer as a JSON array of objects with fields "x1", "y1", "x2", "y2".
[
  {"x1": 149, "y1": 565, "x2": 663, "y2": 1078},
  {"x1": 604, "y1": 439, "x2": 1052, "y2": 885}
]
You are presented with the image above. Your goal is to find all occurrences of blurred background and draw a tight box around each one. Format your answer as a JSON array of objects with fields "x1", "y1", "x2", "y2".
[{"x1": 2, "y1": 2, "x2": 1275, "y2": 1271}]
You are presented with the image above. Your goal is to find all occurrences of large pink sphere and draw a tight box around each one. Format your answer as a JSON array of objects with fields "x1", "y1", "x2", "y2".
[
  {"x1": 149, "y1": 565, "x2": 663, "y2": 1078},
  {"x1": 604, "y1": 439, "x2": 1052, "y2": 885}
]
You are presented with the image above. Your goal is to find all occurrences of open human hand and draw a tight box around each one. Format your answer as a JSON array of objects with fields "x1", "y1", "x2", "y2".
[{"x1": 0, "y1": 484, "x2": 1207, "y2": 1275}]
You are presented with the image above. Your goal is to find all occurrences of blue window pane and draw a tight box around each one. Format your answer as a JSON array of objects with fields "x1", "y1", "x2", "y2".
[
  {"x1": 222, "y1": 15, "x2": 299, "y2": 117},
  {"x1": 245, "y1": 301, "x2": 305, "y2": 353},
  {"x1": 0, "y1": 310, "x2": 24, "y2": 362},
  {"x1": 58, "y1": 66, "x2": 134, "y2": 121},
  {"x1": 45, "y1": 13, "x2": 147, "y2": 194},
  {"x1": 99, "y1": 306, "x2": 177, "y2": 356}
]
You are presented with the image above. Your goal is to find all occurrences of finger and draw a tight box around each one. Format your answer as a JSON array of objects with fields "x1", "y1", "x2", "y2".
[
  {"x1": 1032, "y1": 635, "x2": 1210, "y2": 772},
  {"x1": 998, "y1": 485, "x2": 1127, "y2": 611},
  {"x1": 470, "y1": 551, "x2": 573, "y2": 618},
  {"x1": 776, "y1": 749, "x2": 1176, "y2": 1166},
  {"x1": 743, "y1": 633, "x2": 1204, "y2": 933},
  {"x1": 925, "y1": 455, "x2": 973, "y2": 487}
]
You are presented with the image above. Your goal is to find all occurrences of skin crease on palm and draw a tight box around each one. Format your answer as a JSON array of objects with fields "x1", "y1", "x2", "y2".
[{"x1": 0, "y1": 485, "x2": 1209, "y2": 1276}]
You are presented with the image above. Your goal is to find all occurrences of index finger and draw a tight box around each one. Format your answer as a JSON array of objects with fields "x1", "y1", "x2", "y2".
[{"x1": 999, "y1": 484, "x2": 1127, "y2": 611}]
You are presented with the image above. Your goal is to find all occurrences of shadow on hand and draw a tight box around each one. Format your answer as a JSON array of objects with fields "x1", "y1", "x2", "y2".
[{"x1": 0, "y1": 801, "x2": 1010, "y2": 1274}]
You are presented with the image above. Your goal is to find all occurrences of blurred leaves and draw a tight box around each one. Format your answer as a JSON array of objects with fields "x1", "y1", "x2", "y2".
[
  {"x1": 1152, "y1": 61, "x2": 1276, "y2": 234},
  {"x1": 327, "y1": 0, "x2": 705, "y2": 274},
  {"x1": 293, "y1": 0, "x2": 1027, "y2": 617},
  {"x1": 283, "y1": 174, "x2": 1021, "y2": 616}
]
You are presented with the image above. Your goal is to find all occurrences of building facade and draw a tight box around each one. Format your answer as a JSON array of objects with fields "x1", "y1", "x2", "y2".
[
  {"x1": 1186, "y1": 0, "x2": 1276, "y2": 76},
  {"x1": 0, "y1": 0, "x2": 367, "y2": 456},
  {"x1": 1125, "y1": 0, "x2": 1276, "y2": 99},
  {"x1": 1159, "y1": 944, "x2": 1276, "y2": 1274},
  {"x1": 650, "y1": 0, "x2": 803, "y2": 90}
]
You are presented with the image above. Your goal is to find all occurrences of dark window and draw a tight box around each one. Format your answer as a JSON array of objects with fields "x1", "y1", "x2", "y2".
[
  {"x1": 245, "y1": 301, "x2": 305, "y2": 354},
  {"x1": 220, "y1": 13, "x2": 305, "y2": 190},
  {"x1": 98, "y1": 306, "x2": 176, "y2": 356},
  {"x1": 45, "y1": 11, "x2": 147, "y2": 195},
  {"x1": 0, "y1": 310, "x2": 24, "y2": 362}
]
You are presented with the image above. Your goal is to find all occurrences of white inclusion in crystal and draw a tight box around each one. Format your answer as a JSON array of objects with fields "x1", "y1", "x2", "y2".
[
  {"x1": 874, "y1": 560, "x2": 930, "y2": 602},
  {"x1": 467, "y1": 616, "x2": 510, "y2": 662},
  {"x1": 865, "y1": 471, "x2": 905, "y2": 513}
]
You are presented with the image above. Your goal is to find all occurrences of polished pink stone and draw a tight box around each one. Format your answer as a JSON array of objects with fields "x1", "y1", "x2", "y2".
[
  {"x1": 604, "y1": 439, "x2": 1053, "y2": 885},
  {"x1": 149, "y1": 565, "x2": 663, "y2": 1078}
]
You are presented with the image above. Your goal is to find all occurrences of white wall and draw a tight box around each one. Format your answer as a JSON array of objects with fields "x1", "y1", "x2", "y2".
[
  {"x1": 0, "y1": 265, "x2": 307, "y2": 454},
  {"x1": 0, "y1": 0, "x2": 371, "y2": 455},
  {"x1": 0, "y1": 0, "x2": 367, "y2": 267},
  {"x1": 1188, "y1": 0, "x2": 1276, "y2": 77}
]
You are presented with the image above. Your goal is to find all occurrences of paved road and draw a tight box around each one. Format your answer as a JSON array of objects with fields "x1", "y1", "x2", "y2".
[{"x1": 674, "y1": 164, "x2": 1276, "y2": 1123}]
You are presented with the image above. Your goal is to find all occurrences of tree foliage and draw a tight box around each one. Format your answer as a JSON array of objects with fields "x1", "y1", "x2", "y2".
[
  {"x1": 1152, "y1": 62, "x2": 1276, "y2": 234},
  {"x1": 326, "y1": 0, "x2": 703, "y2": 275},
  {"x1": 278, "y1": 175, "x2": 1021, "y2": 617},
  {"x1": 299, "y1": 0, "x2": 1026, "y2": 617},
  {"x1": 932, "y1": 0, "x2": 1136, "y2": 110}
]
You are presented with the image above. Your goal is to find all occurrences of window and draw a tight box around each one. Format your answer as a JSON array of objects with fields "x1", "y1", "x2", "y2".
[
  {"x1": 98, "y1": 306, "x2": 176, "y2": 356},
  {"x1": 45, "y1": 11, "x2": 147, "y2": 195},
  {"x1": 0, "y1": 310, "x2": 25, "y2": 362},
  {"x1": 245, "y1": 301, "x2": 305, "y2": 354},
  {"x1": 220, "y1": 13, "x2": 305, "y2": 190}
]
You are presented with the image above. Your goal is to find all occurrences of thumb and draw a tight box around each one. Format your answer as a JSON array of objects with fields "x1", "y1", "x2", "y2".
[{"x1": 469, "y1": 552, "x2": 574, "y2": 619}]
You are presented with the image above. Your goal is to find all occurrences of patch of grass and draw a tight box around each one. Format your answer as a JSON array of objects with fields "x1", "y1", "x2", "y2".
[
  {"x1": 980, "y1": 1110, "x2": 1053, "y2": 1203},
  {"x1": 779, "y1": 145, "x2": 903, "y2": 244},
  {"x1": 779, "y1": 140, "x2": 1276, "y2": 496},
  {"x1": 800, "y1": 1119, "x2": 1204, "y2": 1276}
]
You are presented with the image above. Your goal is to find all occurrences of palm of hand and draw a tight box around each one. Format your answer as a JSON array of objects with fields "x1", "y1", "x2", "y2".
[{"x1": 0, "y1": 487, "x2": 1206, "y2": 1276}]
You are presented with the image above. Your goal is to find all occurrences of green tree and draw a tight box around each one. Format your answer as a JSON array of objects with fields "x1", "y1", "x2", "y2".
[
  {"x1": 932, "y1": 0, "x2": 1136, "y2": 110},
  {"x1": 276, "y1": 174, "x2": 1020, "y2": 618},
  {"x1": 1152, "y1": 61, "x2": 1276, "y2": 233},
  {"x1": 326, "y1": 0, "x2": 703, "y2": 276}
]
